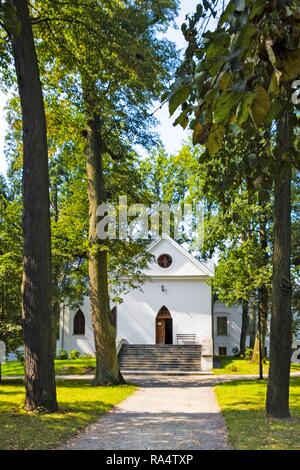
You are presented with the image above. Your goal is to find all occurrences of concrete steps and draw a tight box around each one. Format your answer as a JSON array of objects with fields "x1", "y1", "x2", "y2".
[{"x1": 119, "y1": 344, "x2": 203, "y2": 374}]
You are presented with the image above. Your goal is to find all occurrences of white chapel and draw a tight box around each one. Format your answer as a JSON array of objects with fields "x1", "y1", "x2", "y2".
[{"x1": 58, "y1": 236, "x2": 247, "y2": 372}]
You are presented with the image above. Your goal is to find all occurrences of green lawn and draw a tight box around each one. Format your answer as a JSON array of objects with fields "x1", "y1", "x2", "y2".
[
  {"x1": 216, "y1": 377, "x2": 300, "y2": 450},
  {"x1": 0, "y1": 379, "x2": 135, "y2": 450},
  {"x1": 213, "y1": 356, "x2": 300, "y2": 375},
  {"x1": 1, "y1": 358, "x2": 97, "y2": 377}
]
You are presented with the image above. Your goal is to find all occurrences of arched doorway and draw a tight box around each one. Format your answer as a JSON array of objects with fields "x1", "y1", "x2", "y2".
[{"x1": 156, "y1": 306, "x2": 173, "y2": 345}]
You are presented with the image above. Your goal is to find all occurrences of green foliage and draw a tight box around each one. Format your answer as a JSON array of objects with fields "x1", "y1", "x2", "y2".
[
  {"x1": 0, "y1": 1, "x2": 180, "y2": 349},
  {"x1": 69, "y1": 349, "x2": 80, "y2": 360},
  {"x1": 0, "y1": 179, "x2": 23, "y2": 352},
  {"x1": 243, "y1": 348, "x2": 253, "y2": 360},
  {"x1": 57, "y1": 349, "x2": 69, "y2": 360},
  {"x1": 168, "y1": 0, "x2": 300, "y2": 160}
]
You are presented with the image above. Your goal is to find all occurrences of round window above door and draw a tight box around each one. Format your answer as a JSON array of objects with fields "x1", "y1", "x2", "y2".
[{"x1": 157, "y1": 253, "x2": 173, "y2": 268}]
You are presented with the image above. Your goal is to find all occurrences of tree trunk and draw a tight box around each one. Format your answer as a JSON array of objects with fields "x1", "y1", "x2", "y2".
[
  {"x1": 266, "y1": 112, "x2": 293, "y2": 419},
  {"x1": 52, "y1": 291, "x2": 60, "y2": 356},
  {"x1": 83, "y1": 82, "x2": 120, "y2": 385},
  {"x1": 240, "y1": 300, "x2": 249, "y2": 356},
  {"x1": 51, "y1": 185, "x2": 60, "y2": 356},
  {"x1": 248, "y1": 299, "x2": 256, "y2": 348},
  {"x1": 252, "y1": 285, "x2": 268, "y2": 361},
  {"x1": 8, "y1": 0, "x2": 57, "y2": 411},
  {"x1": 252, "y1": 189, "x2": 269, "y2": 364}
]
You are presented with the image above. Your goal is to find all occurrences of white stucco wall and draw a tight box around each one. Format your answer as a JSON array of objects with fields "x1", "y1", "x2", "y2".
[
  {"x1": 57, "y1": 296, "x2": 95, "y2": 355},
  {"x1": 117, "y1": 278, "x2": 212, "y2": 345},
  {"x1": 213, "y1": 301, "x2": 243, "y2": 356}
]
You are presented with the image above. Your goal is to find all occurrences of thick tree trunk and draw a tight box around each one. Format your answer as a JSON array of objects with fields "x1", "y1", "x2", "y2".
[
  {"x1": 266, "y1": 113, "x2": 293, "y2": 419},
  {"x1": 8, "y1": 0, "x2": 57, "y2": 411},
  {"x1": 240, "y1": 300, "x2": 249, "y2": 356},
  {"x1": 83, "y1": 83, "x2": 120, "y2": 384}
]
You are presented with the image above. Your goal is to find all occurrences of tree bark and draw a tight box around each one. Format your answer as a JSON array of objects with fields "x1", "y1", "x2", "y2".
[
  {"x1": 240, "y1": 300, "x2": 249, "y2": 356},
  {"x1": 83, "y1": 81, "x2": 120, "y2": 385},
  {"x1": 252, "y1": 285, "x2": 268, "y2": 363},
  {"x1": 252, "y1": 189, "x2": 269, "y2": 364},
  {"x1": 248, "y1": 299, "x2": 256, "y2": 348},
  {"x1": 8, "y1": 0, "x2": 57, "y2": 411},
  {"x1": 266, "y1": 112, "x2": 293, "y2": 418},
  {"x1": 51, "y1": 185, "x2": 60, "y2": 356}
]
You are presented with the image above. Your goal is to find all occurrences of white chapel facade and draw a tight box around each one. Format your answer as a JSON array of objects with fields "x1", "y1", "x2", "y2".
[{"x1": 58, "y1": 236, "x2": 245, "y2": 370}]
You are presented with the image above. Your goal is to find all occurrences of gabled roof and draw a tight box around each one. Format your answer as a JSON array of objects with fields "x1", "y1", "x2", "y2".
[{"x1": 147, "y1": 235, "x2": 214, "y2": 277}]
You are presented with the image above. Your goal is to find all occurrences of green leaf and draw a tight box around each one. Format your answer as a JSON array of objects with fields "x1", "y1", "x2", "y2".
[
  {"x1": 207, "y1": 124, "x2": 225, "y2": 155},
  {"x1": 236, "y1": 92, "x2": 256, "y2": 125},
  {"x1": 249, "y1": 1, "x2": 265, "y2": 19},
  {"x1": 206, "y1": 31, "x2": 230, "y2": 75},
  {"x1": 250, "y1": 86, "x2": 271, "y2": 128},
  {"x1": 220, "y1": 2, "x2": 235, "y2": 26},
  {"x1": 281, "y1": 50, "x2": 300, "y2": 81},
  {"x1": 219, "y1": 73, "x2": 232, "y2": 91},
  {"x1": 173, "y1": 108, "x2": 190, "y2": 129},
  {"x1": 268, "y1": 70, "x2": 281, "y2": 95},
  {"x1": 232, "y1": 23, "x2": 256, "y2": 50},
  {"x1": 169, "y1": 85, "x2": 190, "y2": 116},
  {"x1": 193, "y1": 123, "x2": 203, "y2": 145},
  {"x1": 213, "y1": 91, "x2": 241, "y2": 125}
]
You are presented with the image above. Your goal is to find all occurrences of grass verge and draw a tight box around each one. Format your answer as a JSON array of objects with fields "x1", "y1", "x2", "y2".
[
  {"x1": 0, "y1": 379, "x2": 135, "y2": 450},
  {"x1": 1, "y1": 359, "x2": 97, "y2": 377},
  {"x1": 213, "y1": 356, "x2": 300, "y2": 375},
  {"x1": 215, "y1": 377, "x2": 300, "y2": 450}
]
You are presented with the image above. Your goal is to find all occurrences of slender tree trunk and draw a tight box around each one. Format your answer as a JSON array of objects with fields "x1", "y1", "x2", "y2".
[
  {"x1": 252, "y1": 285, "x2": 268, "y2": 362},
  {"x1": 8, "y1": 0, "x2": 57, "y2": 411},
  {"x1": 83, "y1": 82, "x2": 120, "y2": 385},
  {"x1": 252, "y1": 189, "x2": 269, "y2": 363},
  {"x1": 239, "y1": 228, "x2": 250, "y2": 356},
  {"x1": 248, "y1": 299, "x2": 256, "y2": 348},
  {"x1": 266, "y1": 112, "x2": 293, "y2": 418},
  {"x1": 240, "y1": 300, "x2": 249, "y2": 356},
  {"x1": 52, "y1": 290, "x2": 60, "y2": 356},
  {"x1": 51, "y1": 186, "x2": 60, "y2": 356}
]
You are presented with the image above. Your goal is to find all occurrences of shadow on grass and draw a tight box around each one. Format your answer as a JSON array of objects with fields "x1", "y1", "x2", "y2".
[
  {"x1": 0, "y1": 379, "x2": 134, "y2": 450},
  {"x1": 216, "y1": 377, "x2": 300, "y2": 450}
]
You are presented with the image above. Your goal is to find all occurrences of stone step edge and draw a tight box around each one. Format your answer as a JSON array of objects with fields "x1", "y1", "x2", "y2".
[{"x1": 120, "y1": 370, "x2": 211, "y2": 375}]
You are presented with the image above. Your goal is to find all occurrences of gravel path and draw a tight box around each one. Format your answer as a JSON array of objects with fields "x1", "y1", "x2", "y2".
[{"x1": 61, "y1": 375, "x2": 231, "y2": 450}]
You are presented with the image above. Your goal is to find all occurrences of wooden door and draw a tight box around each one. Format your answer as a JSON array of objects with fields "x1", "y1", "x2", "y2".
[
  {"x1": 155, "y1": 306, "x2": 172, "y2": 345},
  {"x1": 156, "y1": 318, "x2": 165, "y2": 344}
]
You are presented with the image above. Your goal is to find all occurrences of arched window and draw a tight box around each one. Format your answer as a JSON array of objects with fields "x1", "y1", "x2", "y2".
[{"x1": 73, "y1": 309, "x2": 85, "y2": 335}]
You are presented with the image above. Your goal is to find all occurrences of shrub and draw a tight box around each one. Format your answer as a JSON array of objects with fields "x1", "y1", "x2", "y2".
[
  {"x1": 69, "y1": 349, "x2": 80, "y2": 360},
  {"x1": 57, "y1": 349, "x2": 69, "y2": 360},
  {"x1": 243, "y1": 348, "x2": 254, "y2": 360}
]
